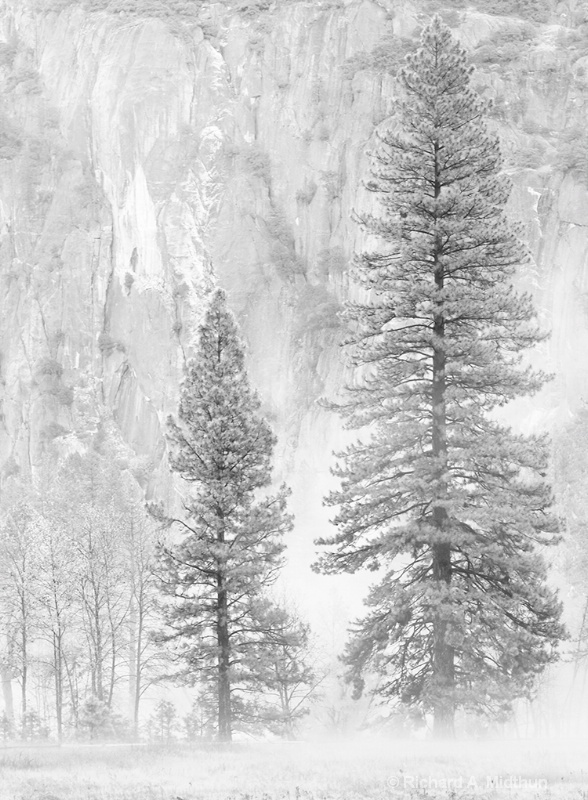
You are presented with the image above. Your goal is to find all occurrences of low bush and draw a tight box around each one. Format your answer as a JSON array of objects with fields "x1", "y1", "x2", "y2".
[
  {"x1": 54, "y1": 384, "x2": 74, "y2": 406},
  {"x1": 21, "y1": 711, "x2": 50, "y2": 742},
  {"x1": 478, "y1": 0, "x2": 552, "y2": 23},
  {"x1": 0, "y1": 114, "x2": 22, "y2": 160},
  {"x1": 508, "y1": 138, "x2": 547, "y2": 170},
  {"x1": 172, "y1": 280, "x2": 189, "y2": 300},
  {"x1": 2, "y1": 456, "x2": 20, "y2": 480},
  {"x1": 296, "y1": 181, "x2": 317, "y2": 205},
  {"x1": 236, "y1": 0, "x2": 273, "y2": 17},
  {"x1": 265, "y1": 211, "x2": 306, "y2": 278},
  {"x1": 84, "y1": 0, "x2": 203, "y2": 19},
  {"x1": 40, "y1": 422, "x2": 69, "y2": 441},
  {"x1": 98, "y1": 332, "x2": 126, "y2": 356},
  {"x1": 473, "y1": 22, "x2": 536, "y2": 66},
  {"x1": 0, "y1": 43, "x2": 17, "y2": 68},
  {"x1": 316, "y1": 247, "x2": 346, "y2": 278},
  {"x1": 557, "y1": 125, "x2": 588, "y2": 185},
  {"x1": 36, "y1": 357, "x2": 63, "y2": 379},
  {"x1": 77, "y1": 697, "x2": 131, "y2": 741},
  {"x1": 343, "y1": 34, "x2": 415, "y2": 80},
  {"x1": 238, "y1": 143, "x2": 272, "y2": 185},
  {"x1": 296, "y1": 284, "x2": 342, "y2": 335},
  {"x1": 321, "y1": 170, "x2": 343, "y2": 202}
]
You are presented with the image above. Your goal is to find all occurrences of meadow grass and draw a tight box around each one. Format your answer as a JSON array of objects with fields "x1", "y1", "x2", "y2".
[{"x1": 1, "y1": 738, "x2": 587, "y2": 800}]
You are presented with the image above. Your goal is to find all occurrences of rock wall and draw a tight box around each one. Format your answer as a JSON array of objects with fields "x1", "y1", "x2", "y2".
[{"x1": 0, "y1": 0, "x2": 587, "y2": 628}]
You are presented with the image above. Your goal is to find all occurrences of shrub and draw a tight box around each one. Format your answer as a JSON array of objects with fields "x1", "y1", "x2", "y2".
[
  {"x1": 0, "y1": 43, "x2": 17, "y2": 69},
  {"x1": 36, "y1": 357, "x2": 63, "y2": 379},
  {"x1": 296, "y1": 181, "x2": 317, "y2": 205},
  {"x1": 83, "y1": 0, "x2": 197, "y2": 42},
  {"x1": 321, "y1": 170, "x2": 343, "y2": 202},
  {"x1": 124, "y1": 271, "x2": 135, "y2": 293},
  {"x1": 38, "y1": 0, "x2": 78, "y2": 8},
  {"x1": 0, "y1": 114, "x2": 22, "y2": 160},
  {"x1": 239, "y1": 143, "x2": 272, "y2": 185},
  {"x1": 40, "y1": 422, "x2": 69, "y2": 442},
  {"x1": 521, "y1": 119, "x2": 549, "y2": 136},
  {"x1": 265, "y1": 211, "x2": 306, "y2": 278},
  {"x1": 130, "y1": 455, "x2": 155, "y2": 485},
  {"x1": 20, "y1": 711, "x2": 49, "y2": 742},
  {"x1": 77, "y1": 697, "x2": 130, "y2": 741},
  {"x1": 47, "y1": 253, "x2": 63, "y2": 273},
  {"x1": 478, "y1": 0, "x2": 552, "y2": 23},
  {"x1": 423, "y1": 0, "x2": 468, "y2": 9},
  {"x1": 343, "y1": 34, "x2": 416, "y2": 80},
  {"x1": 172, "y1": 281, "x2": 189, "y2": 300},
  {"x1": 183, "y1": 696, "x2": 215, "y2": 741},
  {"x1": 316, "y1": 247, "x2": 346, "y2": 278},
  {"x1": 147, "y1": 700, "x2": 178, "y2": 743},
  {"x1": 0, "y1": 712, "x2": 13, "y2": 741},
  {"x1": 75, "y1": 177, "x2": 103, "y2": 210},
  {"x1": 83, "y1": 0, "x2": 203, "y2": 22},
  {"x1": 296, "y1": 284, "x2": 342, "y2": 335},
  {"x1": 97, "y1": 332, "x2": 126, "y2": 355},
  {"x1": 2, "y1": 455, "x2": 20, "y2": 479},
  {"x1": 54, "y1": 384, "x2": 74, "y2": 406},
  {"x1": 266, "y1": 210, "x2": 293, "y2": 248},
  {"x1": 317, "y1": 123, "x2": 330, "y2": 141},
  {"x1": 172, "y1": 320, "x2": 182, "y2": 335},
  {"x1": 473, "y1": 22, "x2": 536, "y2": 66},
  {"x1": 35, "y1": 188, "x2": 54, "y2": 206},
  {"x1": 508, "y1": 138, "x2": 547, "y2": 170},
  {"x1": 236, "y1": 0, "x2": 273, "y2": 17},
  {"x1": 557, "y1": 125, "x2": 588, "y2": 185}
]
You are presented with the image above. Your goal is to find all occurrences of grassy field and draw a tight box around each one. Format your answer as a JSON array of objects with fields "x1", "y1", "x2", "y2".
[{"x1": 1, "y1": 738, "x2": 587, "y2": 800}]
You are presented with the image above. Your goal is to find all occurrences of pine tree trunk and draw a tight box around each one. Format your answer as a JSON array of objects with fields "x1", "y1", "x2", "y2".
[
  {"x1": 432, "y1": 540, "x2": 454, "y2": 738},
  {"x1": 431, "y1": 146, "x2": 455, "y2": 737},
  {"x1": 216, "y1": 573, "x2": 232, "y2": 742}
]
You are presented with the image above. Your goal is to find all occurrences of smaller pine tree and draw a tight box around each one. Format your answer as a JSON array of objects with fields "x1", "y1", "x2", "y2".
[
  {"x1": 148, "y1": 700, "x2": 177, "y2": 743},
  {"x1": 158, "y1": 289, "x2": 293, "y2": 742}
]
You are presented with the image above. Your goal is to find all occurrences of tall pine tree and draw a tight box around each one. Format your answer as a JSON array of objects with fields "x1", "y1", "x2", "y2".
[
  {"x1": 315, "y1": 17, "x2": 565, "y2": 737},
  {"x1": 159, "y1": 289, "x2": 292, "y2": 742}
]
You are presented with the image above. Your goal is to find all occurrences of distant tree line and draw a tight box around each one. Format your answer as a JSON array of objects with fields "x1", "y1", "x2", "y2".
[{"x1": 0, "y1": 444, "x2": 162, "y2": 741}]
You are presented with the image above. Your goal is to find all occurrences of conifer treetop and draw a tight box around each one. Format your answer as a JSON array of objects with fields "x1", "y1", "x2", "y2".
[{"x1": 168, "y1": 288, "x2": 276, "y2": 501}]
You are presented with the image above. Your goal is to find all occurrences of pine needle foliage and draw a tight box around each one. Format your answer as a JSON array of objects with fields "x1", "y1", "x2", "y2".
[
  {"x1": 158, "y1": 289, "x2": 293, "y2": 742},
  {"x1": 315, "y1": 17, "x2": 565, "y2": 737}
]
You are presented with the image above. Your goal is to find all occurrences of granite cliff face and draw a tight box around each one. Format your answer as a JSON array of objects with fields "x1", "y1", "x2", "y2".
[{"x1": 0, "y1": 0, "x2": 587, "y2": 629}]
